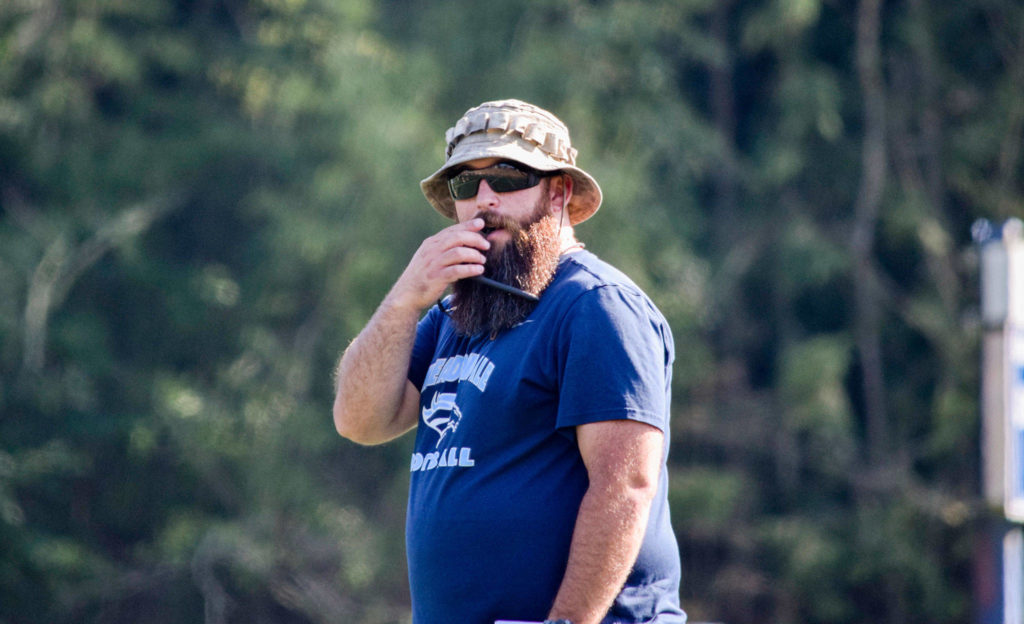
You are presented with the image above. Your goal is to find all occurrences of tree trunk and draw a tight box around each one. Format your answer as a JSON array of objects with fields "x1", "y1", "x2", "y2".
[{"x1": 852, "y1": 0, "x2": 888, "y2": 467}]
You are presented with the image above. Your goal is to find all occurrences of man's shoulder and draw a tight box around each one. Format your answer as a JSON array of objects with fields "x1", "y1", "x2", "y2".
[
  {"x1": 556, "y1": 250, "x2": 641, "y2": 294},
  {"x1": 549, "y1": 251, "x2": 671, "y2": 333}
]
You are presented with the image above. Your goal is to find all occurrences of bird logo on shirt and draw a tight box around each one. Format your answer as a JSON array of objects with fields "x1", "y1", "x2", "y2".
[{"x1": 421, "y1": 392, "x2": 463, "y2": 448}]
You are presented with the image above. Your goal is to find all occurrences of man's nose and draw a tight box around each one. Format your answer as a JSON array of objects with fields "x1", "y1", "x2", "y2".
[{"x1": 475, "y1": 179, "x2": 500, "y2": 208}]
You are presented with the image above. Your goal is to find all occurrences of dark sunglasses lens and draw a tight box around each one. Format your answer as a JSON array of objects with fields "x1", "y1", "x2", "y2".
[
  {"x1": 487, "y1": 174, "x2": 533, "y2": 193},
  {"x1": 448, "y1": 166, "x2": 539, "y2": 200},
  {"x1": 448, "y1": 175, "x2": 480, "y2": 200}
]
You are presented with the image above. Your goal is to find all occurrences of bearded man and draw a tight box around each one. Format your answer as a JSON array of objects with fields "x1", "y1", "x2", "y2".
[{"x1": 333, "y1": 99, "x2": 686, "y2": 624}]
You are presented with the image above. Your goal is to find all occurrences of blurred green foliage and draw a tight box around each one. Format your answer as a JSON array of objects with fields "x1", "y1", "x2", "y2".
[{"x1": 1, "y1": 0, "x2": 1022, "y2": 622}]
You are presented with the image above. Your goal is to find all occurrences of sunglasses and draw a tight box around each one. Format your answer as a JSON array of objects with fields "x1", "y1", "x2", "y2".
[{"x1": 447, "y1": 162, "x2": 552, "y2": 200}]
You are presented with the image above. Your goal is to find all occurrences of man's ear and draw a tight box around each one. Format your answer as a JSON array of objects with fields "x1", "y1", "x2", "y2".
[{"x1": 549, "y1": 174, "x2": 574, "y2": 213}]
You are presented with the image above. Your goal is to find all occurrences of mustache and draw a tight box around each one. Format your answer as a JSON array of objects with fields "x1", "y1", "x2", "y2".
[{"x1": 474, "y1": 212, "x2": 527, "y2": 237}]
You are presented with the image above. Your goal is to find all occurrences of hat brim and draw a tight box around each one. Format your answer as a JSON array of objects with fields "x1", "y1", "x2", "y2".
[{"x1": 420, "y1": 131, "x2": 602, "y2": 226}]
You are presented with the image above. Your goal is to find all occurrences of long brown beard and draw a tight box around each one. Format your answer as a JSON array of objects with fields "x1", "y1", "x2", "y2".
[{"x1": 449, "y1": 200, "x2": 562, "y2": 338}]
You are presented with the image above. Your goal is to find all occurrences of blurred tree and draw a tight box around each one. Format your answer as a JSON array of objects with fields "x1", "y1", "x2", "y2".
[{"x1": 0, "y1": 0, "x2": 431, "y2": 621}]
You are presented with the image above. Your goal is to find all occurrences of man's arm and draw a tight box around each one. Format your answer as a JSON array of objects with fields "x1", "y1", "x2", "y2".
[
  {"x1": 332, "y1": 300, "x2": 423, "y2": 445},
  {"x1": 333, "y1": 218, "x2": 488, "y2": 445},
  {"x1": 547, "y1": 419, "x2": 664, "y2": 624}
]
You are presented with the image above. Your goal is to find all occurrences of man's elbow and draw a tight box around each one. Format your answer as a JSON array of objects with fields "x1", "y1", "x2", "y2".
[
  {"x1": 612, "y1": 478, "x2": 657, "y2": 518},
  {"x1": 333, "y1": 396, "x2": 372, "y2": 444},
  {"x1": 332, "y1": 395, "x2": 407, "y2": 446},
  {"x1": 628, "y1": 470, "x2": 660, "y2": 503},
  {"x1": 592, "y1": 471, "x2": 659, "y2": 517}
]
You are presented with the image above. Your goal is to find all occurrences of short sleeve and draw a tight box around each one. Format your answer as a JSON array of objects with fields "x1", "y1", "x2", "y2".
[
  {"x1": 556, "y1": 286, "x2": 674, "y2": 433},
  {"x1": 408, "y1": 304, "x2": 444, "y2": 390}
]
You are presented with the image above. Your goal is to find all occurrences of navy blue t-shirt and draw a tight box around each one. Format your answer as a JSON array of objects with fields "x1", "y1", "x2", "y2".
[{"x1": 406, "y1": 250, "x2": 686, "y2": 624}]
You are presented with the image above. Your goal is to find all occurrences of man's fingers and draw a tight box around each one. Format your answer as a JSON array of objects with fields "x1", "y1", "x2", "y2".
[
  {"x1": 391, "y1": 218, "x2": 496, "y2": 310},
  {"x1": 423, "y1": 243, "x2": 486, "y2": 287},
  {"x1": 441, "y1": 245, "x2": 487, "y2": 267},
  {"x1": 439, "y1": 219, "x2": 489, "y2": 252},
  {"x1": 441, "y1": 261, "x2": 486, "y2": 282}
]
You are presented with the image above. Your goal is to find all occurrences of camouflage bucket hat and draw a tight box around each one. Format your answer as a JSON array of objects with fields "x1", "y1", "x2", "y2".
[{"x1": 420, "y1": 99, "x2": 603, "y2": 225}]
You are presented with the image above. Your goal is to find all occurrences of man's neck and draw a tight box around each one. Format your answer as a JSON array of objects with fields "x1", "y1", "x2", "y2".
[{"x1": 559, "y1": 228, "x2": 583, "y2": 254}]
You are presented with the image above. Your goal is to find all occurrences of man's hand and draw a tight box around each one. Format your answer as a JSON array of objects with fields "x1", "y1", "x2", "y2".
[
  {"x1": 333, "y1": 218, "x2": 489, "y2": 445},
  {"x1": 388, "y1": 217, "x2": 490, "y2": 312}
]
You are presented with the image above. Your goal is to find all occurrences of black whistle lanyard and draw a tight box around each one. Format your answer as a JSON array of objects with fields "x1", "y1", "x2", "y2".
[{"x1": 436, "y1": 276, "x2": 539, "y2": 318}]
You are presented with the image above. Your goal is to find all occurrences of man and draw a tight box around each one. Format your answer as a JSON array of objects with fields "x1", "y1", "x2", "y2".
[{"x1": 333, "y1": 99, "x2": 686, "y2": 624}]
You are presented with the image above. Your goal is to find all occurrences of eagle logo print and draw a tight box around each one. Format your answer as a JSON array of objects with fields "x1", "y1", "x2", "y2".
[{"x1": 421, "y1": 392, "x2": 463, "y2": 448}]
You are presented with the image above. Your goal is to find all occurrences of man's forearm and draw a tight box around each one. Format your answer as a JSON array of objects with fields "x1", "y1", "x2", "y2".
[
  {"x1": 547, "y1": 484, "x2": 653, "y2": 624},
  {"x1": 333, "y1": 294, "x2": 421, "y2": 444}
]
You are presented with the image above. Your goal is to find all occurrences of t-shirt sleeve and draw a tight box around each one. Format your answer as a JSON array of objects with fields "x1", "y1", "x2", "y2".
[
  {"x1": 408, "y1": 304, "x2": 443, "y2": 390},
  {"x1": 556, "y1": 285, "x2": 674, "y2": 434}
]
